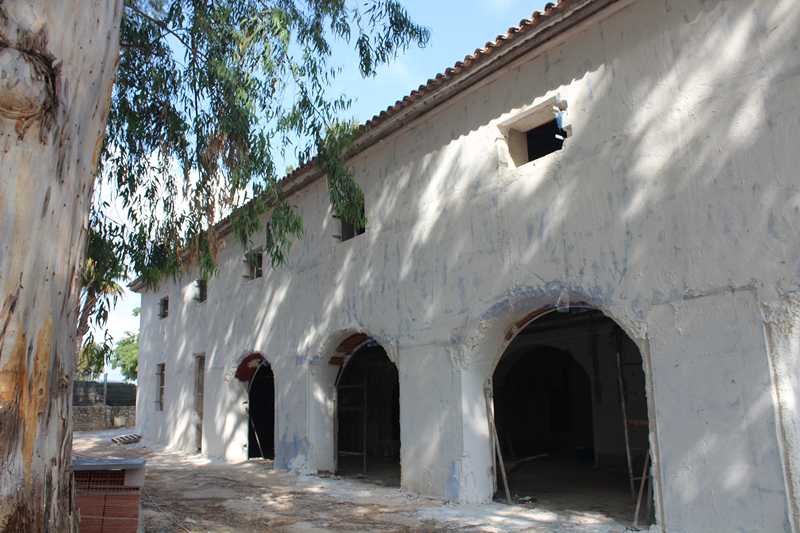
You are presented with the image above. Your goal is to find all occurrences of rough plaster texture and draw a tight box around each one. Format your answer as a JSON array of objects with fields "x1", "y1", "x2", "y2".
[{"x1": 136, "y1": 0, "x2": 800, "y2": 530}]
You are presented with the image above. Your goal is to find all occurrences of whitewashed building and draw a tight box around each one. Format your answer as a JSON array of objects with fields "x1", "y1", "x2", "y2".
[{"x1": 132, "y1": 0, "x2": 800, "y2": 530}]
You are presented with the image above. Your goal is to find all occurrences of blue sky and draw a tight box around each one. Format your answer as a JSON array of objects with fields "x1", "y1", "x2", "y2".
[
  {"x1": 328, "y1": 0, "x2": 548, "y2": 126},
  {"x1": 102, "y1": 0, "x2": 547, "y2": 382}
]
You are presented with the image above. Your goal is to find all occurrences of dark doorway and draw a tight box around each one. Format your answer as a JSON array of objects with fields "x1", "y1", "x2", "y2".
[
  {"x1": 194, "y1": 354, "x2": 205, "y2": 453},
  {"x1": 336, "y1": 342, "x2": 400, "y2": 486},
  {"x1": 492, "y1": 308, "x2": 654, "y2": 526},
  {"x1": 248, "y1": 362, "x2": 275, "y2": 459},
  {"x1": 494, "y1": 346, "x2": 593, "y2": 461}
]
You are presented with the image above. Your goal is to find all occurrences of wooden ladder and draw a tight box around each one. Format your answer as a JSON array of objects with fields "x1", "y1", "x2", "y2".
[{"x1": 615, "y1": 327, "x2": 652, "y2": 528}]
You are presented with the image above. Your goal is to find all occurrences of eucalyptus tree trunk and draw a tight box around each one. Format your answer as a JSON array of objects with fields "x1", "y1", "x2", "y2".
[{"x1": 0, "y1": 2, "x2": 122, "y2": 531}]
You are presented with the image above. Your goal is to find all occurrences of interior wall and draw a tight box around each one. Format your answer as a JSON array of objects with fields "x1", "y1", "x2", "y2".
[{"x1": 494, "y1": 346, "x2": 594, "y2": 459}]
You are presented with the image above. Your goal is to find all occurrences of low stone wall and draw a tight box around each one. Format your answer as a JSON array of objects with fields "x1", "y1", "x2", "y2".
[{"x1": 73, "y1": 405, "x2": 136, "y2": 432}]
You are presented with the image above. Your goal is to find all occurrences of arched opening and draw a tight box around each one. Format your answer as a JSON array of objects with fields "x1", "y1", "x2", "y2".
[
  {"x1": 248, "y1": 363, "x2": 275, "y2": 459},
  {"x1": 236, "y1": 353, "x2": 275, "y2": 460},
  {"x1": 492, "y1": 307, "x2": 654, "y2": 526},
  {"x1": 332, "y1": 335, "x2": 400, "y2": 486}
]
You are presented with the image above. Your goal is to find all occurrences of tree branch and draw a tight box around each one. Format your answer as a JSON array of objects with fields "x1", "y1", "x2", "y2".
[{"x1": 124, "y1": 3, "x2": 207, "y2": 61}]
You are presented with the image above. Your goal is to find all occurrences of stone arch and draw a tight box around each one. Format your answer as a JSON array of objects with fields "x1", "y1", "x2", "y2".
[
  {"x1": 336, "y1": 334, "x2": 400, "y2": 479},
  {"x1": 308, "y1": 327, "x2": 399, "y2": 472},
  {"x1": 494, "y1": 304, "x2": 657, "y2": 524},
  {"x1": 316, "y1": 328, "x2": 400, "y2": 367},
  {"x1": 452, "y1": 287, "x2": 660, "y2": 523},
  {"x1": 451, "y1": 285, "x2": 646, "y2": 378},
  {"x1": 232, "y1": 351, "x2": 276, "y2": 460},
  {"x1": 229, "y1": 349, "x2": 278, "y2": 383}
]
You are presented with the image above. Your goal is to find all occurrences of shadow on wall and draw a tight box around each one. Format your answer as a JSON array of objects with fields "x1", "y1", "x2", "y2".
[{"x1": 144, "y1": 0, "x2": 799, "y2": 512}]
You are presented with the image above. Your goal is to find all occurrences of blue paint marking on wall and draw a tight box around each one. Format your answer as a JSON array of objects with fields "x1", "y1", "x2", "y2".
[
  {"x1": 275, "y1": 433, "x2": 309, "y2": 470},
  {"x1": 445, "y1": 461, "x2": 460, "y2": 500}
]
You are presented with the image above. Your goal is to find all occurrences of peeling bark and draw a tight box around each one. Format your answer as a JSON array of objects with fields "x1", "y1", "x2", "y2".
[{"x1": 0, "y1": 2, "x2": 122, "y2": 531}]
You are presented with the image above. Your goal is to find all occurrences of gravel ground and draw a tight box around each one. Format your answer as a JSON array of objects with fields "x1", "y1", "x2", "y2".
[{"x1": 73, "y1": 430, "x2": 638, "y2": 533}]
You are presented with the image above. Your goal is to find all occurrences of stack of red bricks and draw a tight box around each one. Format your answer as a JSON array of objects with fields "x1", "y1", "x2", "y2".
[{"x1": 74, "y1": 471, "x2": 140, "y2": 533}]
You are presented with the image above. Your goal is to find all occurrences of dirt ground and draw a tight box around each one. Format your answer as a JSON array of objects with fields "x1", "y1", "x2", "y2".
[{"x1": 73, "y1": 430, "x2": 641, "y2": 533}]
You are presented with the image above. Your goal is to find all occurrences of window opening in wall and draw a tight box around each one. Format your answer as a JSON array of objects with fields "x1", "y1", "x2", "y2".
[
  {"x1": 333, "y1": 336, "x2": 400, "y2": 487},
  {"x1": 491, "y1": 308, "x2": 654, "y2": 527},
  {"x1": 248, "y1": 360, "x2": 275, "y2": 459},
  {"x1": 158, "y1": 296, "x2": 169, "y2": 319},
  {"x1": 498, "y1": 96, "x2": 570, "y2": 168},
  {"x1": 525, "y1": 117, "x2": 566, "y2": 162},
  {"x1": 156, "y1": 363, "x2": 166, "y2": 411},
  {"x1": 245, "y1": 249, "x2": 264, "y2": 280},
  {"x1": 336, "y1": 204, "x2": 366, "y2": 242},
  {"x1": 194, "y1": 279, "x2": 207, "y2": 302},
  {"x1": 194, "y1": 354, "x2": 205, "y2": 453}
]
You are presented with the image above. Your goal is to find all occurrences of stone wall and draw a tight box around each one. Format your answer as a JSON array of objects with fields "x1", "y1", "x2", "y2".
[
  {"x1": 73, "y1": 405, "x2": 136, "y2": 432},
  {"x1": 74, "y1": 381, "x2": 137, "y2": 406}
]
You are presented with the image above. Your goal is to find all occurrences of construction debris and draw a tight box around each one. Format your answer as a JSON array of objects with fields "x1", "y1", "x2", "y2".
[{"x1": 111, "y1": 433, "x2": 142, "y2": 445}]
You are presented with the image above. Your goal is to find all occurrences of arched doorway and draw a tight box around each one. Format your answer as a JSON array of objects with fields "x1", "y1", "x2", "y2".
[
  {"x1": 332, "y1": 335, "x2": 400, "y2": 486},
  {"x1": 236, "y1": 353, "x2": 275, "y2": 460},
  {"x1": 248, "y1": 363, "x2": 275, "y2": 459},
  {"x1": 491, "y1": 307, "x2": 654, "y2": 526}
]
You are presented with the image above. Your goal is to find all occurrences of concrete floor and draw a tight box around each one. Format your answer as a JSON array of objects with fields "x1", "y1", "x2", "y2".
[
  {"x1": 73, "y1": 430, "x2": 645, "y2": 532},
  {"x1": 336, "y1": 455, "x2": 401, "y2": 487},
  {"x1": 500, "y1": 454, "x2": 652, "y2": 527}
]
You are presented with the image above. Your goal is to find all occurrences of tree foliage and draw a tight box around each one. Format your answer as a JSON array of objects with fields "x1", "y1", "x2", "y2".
[
  {"x1": 77, "y1": 221, "x2": 126, "y2": 370},
  {"x1": 110, "y1": 332, "x2": 139, "y2": 382},
  {"x1": 76, "y1": 341, "x2": 109, "y2": 380},
  {"x1": 97, "y1": 0, "x2": 429, "y2": 288}
]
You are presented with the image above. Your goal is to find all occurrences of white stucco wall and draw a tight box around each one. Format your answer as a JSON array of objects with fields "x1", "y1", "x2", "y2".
[{"x1": 135, "y1": 0, "x2": 800, "y2": 530}]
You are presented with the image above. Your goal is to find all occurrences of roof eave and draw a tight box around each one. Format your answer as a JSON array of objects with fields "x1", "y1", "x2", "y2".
[{"x1": 129, "y1": 0, "x2": 631, "y2": 293}]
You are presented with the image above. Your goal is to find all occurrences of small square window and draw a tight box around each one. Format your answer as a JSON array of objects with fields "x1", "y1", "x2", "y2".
[
  {"x1": 158, "y1": 296, "x2": 169, "y2": 319},
  {"x1": 498, "y1": 96, "x2": 570, "y2": 168},
  {"x1": 194, "y1": 279, "x2": 207, "y2": 302},
  {"x1": 245, "y1": 250, "x2": 263, "y2": 280},
  {"x1": 525, "y1": 118, "x2": 566, "y2": 162},
  {"x1": 337, "y1": 205, "x2": 366, "y2": 242}
]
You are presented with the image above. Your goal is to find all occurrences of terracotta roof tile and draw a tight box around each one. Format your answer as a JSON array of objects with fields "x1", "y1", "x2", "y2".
[{"x1": 274, "y1": 0, "x2": 578, "y2": 184}]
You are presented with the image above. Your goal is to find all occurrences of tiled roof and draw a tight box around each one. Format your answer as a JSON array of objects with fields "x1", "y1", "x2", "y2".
[
  {"x1": 131, "y1": 0, "x2": 622, "y2": 291},
  {"x1": 362, "y1": 1, "x2": 570, "y2": 132},
  {"x1": 277, "y1": 0, "x2": 605, "y2": 196}
]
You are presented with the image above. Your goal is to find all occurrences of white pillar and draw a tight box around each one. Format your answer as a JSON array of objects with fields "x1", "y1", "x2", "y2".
[
  {"x1": 457, "y1": 364, "x2": 495, "y2": 503},
  {"x1": 763, "y1": 294, "x2": 800, "y2": 532},
  {"x1": 648, "y1": 290, "x2": 791, "y2": 532},
  {"x1": 397, "y1": 344, "x2": 465, "y2": 500},
  {"x1": 306, "y1": 356, "x2": 338, "y2": 473}
]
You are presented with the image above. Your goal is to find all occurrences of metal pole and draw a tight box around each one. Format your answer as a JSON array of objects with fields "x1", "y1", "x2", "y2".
[
  {"x1": 247, "y1": 363, "x2": 266, "y2": 459},
  {"x1": 485, "y1": 386, "x2": 512, "y2": 505},
  {"x1": 634, "y1": 450, "x2": 651, "y2": 528},
  {"x1": 615, "y1": 328, "x2": 636, "y2": 499},
  {"x1": 488, "y1": 382, "x2": 498, "y2": 495},
  {"x1": 590, "y1": 330, "x2": 600, "y2": 469},
  {"x1": 362, "y1": 374, "x2": 368, "y2": 474}
]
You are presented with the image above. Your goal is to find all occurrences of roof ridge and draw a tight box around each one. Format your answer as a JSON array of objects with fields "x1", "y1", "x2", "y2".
[{"x1": 279, "y1": 0, "x2": 575, "y2": 186}]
